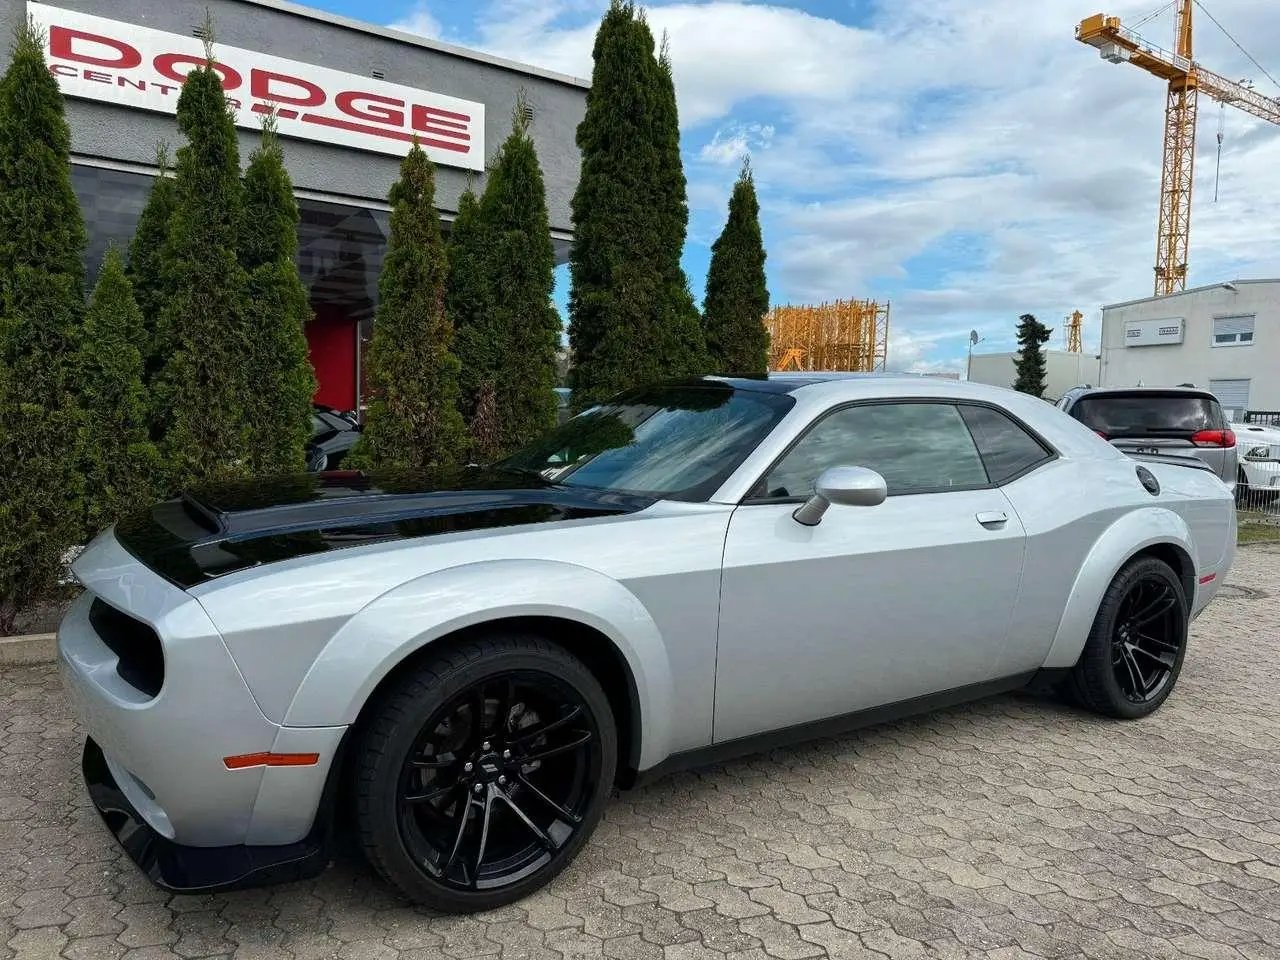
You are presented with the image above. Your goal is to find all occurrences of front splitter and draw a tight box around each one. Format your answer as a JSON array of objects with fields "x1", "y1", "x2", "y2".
[{"x1": 81, "y1": 737, "x2": 333, "y2": 894}]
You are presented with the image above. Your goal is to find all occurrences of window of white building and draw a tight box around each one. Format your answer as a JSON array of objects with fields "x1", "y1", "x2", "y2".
[{"x1": 1212, "y1": 315, "x2": 1256, "y2": 346}]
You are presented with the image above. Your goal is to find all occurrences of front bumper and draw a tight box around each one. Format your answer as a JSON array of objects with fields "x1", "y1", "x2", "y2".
[{"x1": 82, "y1": 736, "x2": 336, "y2": 893}]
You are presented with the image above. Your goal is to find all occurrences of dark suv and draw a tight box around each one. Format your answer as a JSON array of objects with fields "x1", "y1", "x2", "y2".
[{"x1": 1057, "y1": 386, "x2": 1237, "y2": 490}]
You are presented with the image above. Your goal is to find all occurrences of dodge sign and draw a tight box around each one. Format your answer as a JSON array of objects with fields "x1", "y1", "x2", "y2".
[{"x1": 29, "y1": 2, "x2": 485, "y2": 170}]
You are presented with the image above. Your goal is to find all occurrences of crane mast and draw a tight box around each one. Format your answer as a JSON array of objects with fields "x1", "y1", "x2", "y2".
[{"x1": 1077, "y1": 3, "x2": 1280, "y2": 296}]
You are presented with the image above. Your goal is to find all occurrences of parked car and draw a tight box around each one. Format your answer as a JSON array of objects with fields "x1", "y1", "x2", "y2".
[
  {"x1": 1231, "y1": 420, "x2": 1280, "y2": 507},
  {"x1": 1057, "y1": 385, "x2": 1237, "y2": 490},
  {"x1": 306, "y1": 404, "x2": 362, "y2": 471},
  {"x1": 59, "y1": 375, "x2": 1235, "y2": 913}
]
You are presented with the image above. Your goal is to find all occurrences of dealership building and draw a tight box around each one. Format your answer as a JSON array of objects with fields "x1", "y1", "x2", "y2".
[
  {"x1": 1096, "y1": 279, "x2": 1280, "y2": 418},
  {"x1": 3, "y1": 0, "x2": 588, "y2": 411}
]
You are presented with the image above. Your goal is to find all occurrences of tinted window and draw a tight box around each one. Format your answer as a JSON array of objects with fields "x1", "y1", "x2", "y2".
[
  {"x1": 500, "y1": 383, "x2": 794, "y2": 501},
  {"x1": 1070, "y1": 393, "x2": 1225, "y2": 438},
  {"x1": 759, "y1": 402, "x2": 988, "y2": 498},
  {"x1": 958, "y1": 405, "x2": 1052, "y2": 484}
]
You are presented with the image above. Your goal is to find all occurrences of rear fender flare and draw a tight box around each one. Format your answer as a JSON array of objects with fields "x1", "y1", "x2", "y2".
[
  {"x1": 1040, "y1": 507, "x2": 1196, "y2": 669},
  {"x1": 282, "y1": 558, "x2": 675, "y2": 770}
]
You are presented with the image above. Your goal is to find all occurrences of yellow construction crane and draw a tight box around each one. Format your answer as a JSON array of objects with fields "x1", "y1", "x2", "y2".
[
  {"x1": 1076, "y1": 2, "x2": 1280, "y2": 296},
  {"x1": 1064, "y1": 309, "x2": 1084, "y2": 353}
]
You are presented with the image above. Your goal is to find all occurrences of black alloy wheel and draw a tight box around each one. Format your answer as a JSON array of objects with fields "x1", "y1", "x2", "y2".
[
  {"x1": 1064, "y1": 555, "x2": 1189, "y2": 719},
  {"x1": 354, "y1": 635, "x2": 617, "y2": 912},
  {"x1": 396, "y1": 672, "x2": 601, "y2": 892},
  {"x1": 1110, "y1": 575, "x2": 1182, "y2": 704}
]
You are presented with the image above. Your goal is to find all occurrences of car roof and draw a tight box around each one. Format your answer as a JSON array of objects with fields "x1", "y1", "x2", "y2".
[{"x1": 1066, "y1": 385, "x2": 1218, "y2": 399}]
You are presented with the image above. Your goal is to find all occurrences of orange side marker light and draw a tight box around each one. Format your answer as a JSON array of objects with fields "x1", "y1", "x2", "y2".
[{"x1": 223, "y1": 752, "x2": 320, "y2": 770}]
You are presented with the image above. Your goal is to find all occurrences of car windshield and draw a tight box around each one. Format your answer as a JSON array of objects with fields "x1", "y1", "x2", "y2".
[
  {"x1": 498, "y1": 382, "x2": 794, "y2": 500},
  {"x1": 1071, "y1": 393, "x2": 1224, "y2": 438}
]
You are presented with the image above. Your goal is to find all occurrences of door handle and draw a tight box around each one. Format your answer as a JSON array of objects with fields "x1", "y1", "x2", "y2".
[{"x1": 976, "y1": 510, "x2": 1008, "y2": 528}]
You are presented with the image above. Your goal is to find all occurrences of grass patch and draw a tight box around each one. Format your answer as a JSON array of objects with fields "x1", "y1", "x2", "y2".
[{"x1": 1239, "y1": 520, "x2": 1280, "y2": 543}]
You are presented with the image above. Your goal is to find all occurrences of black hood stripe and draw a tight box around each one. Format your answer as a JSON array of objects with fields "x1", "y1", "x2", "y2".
[{"x1": 114, "y1": 469, "x2": 656, "y2": 589}]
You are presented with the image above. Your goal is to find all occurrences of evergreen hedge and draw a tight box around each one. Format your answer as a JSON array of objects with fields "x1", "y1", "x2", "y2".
[
  {"x1": 153, "y1": 39, "x2": 253, "y2": 487},
  {"x1": 239, "y1": 114, "x2": 317, "y2": 475},
  {"x1": 567, "y1": 0, "x2": 708, "y2": 410},
  {"x1": 0, "y1": 19, "x2": 89, "y2": 633},
  {"x1": 448, "y1": 183, "x2": 496, "y2": 423},
  {"x1": 79, "y1": 246, "x2": 162, "y2": 534},
  {"x1": 126, "y1": 142, "x2": 177, "y2": 397},
  {"x1": 702, "y1": 159, "x2": 769, "y2": 374},
  {"x1": 479, "y1": 97, "x2": 561, "y2": 451},
  {"x1": 346, "y1": 143, "x2": 467, "y2": 472}
]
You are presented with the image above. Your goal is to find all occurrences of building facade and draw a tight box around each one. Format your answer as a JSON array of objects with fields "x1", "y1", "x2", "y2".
[
  {"x1": 966, "y1": 350, "x2": 1101, "y2": 403},
  {"x1": 1098, "y1": 280, "x2": 1280, "y2": 418},
  {"x1": 3, "y1": 0, "x2": 589, "y2": 411}
]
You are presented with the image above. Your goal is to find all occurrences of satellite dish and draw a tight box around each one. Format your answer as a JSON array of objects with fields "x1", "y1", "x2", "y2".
[{"x1": 969, "y1": 330, "x2": 980, "y2": 345}]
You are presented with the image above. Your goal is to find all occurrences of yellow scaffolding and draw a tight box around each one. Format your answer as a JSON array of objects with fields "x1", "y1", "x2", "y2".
[{"x1": 764, "y1": 299, "x2": 890, "y2": 372}]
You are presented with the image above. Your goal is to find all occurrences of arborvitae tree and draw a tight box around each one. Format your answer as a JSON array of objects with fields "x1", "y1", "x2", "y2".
[
  {"x1": 703, "y1": 157, "x2": 769, "y2": 373},
  {"x1": 239, "y1": 113, "x2": 316, "y2": 475},
  {"x1": 153, "y1": 32, "x2": 253, "y2": 486},
  {"x1": 0, "y1": 18, "x2": 88, "y2": 633},
  {"x1": 448, "y1": 182, "x2": 496, "y2": 421},
  {"x1": 346, "y1": 142, "x2": 467, "y2": 472},
  {"x1": 567, "y1": 1, "x2": 708, "y2": 410},
  {"x1": 1013, "y1": 313, "x2": 1053, "y2": 398},
  {"x1": 127, "y1": 141, "x2": 177, "y2": 394},
  {"x1": 480, "y1": 95, "x2": 561, "y2": 450},
  {"x1": 468, "y1": 379, "x2": 504, "y2": 465},
  {"x1": 79, "y1": 246, "x2": 162, "y2": 534}
]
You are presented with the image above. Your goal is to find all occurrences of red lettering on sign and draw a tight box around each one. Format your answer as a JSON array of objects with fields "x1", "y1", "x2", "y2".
[
  {"x1": 49, "y1": 63, "x2": 77, "y2": 77},
  {"x1": 154, "y1": 82, "x2": 178, "y2": 96},
  {"x1": 301, "y1": 113, "x2": 471, "y2": 153},
  {"x1": 335, "y1": 91, "x2": 404, "y2": 128},
  {"x1": 154, "y1": 53, "x2": 242, "y2": 90},
  {"x1": 411, "y1": 105, "x2": 470, "y2": 142},
  {"x1": 84, "y1": 69, "x2": 112, "y2": 84},
  {"x1": 118, "y1": 76, "x2": 146, "y2": 92},
  {"x1": 50, "y1": 26, "x2": 141, "y2": 69},
  {"x1": 251, "y1": 69, "x2": 324, "y2": 107}
]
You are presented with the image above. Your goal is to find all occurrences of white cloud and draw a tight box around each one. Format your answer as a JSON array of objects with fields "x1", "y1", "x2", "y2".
[
  {"x1": 389, "y1": 3, "x2": 443, "y2": 38},
  {"x1": 415, "y1": 0, "x2": 1280, "y2": 368}
]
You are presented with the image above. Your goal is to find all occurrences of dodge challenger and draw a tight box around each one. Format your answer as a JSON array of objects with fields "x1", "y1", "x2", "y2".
[{"x1": 57, "y1": 373, "x2": 1237, "y2": 912}]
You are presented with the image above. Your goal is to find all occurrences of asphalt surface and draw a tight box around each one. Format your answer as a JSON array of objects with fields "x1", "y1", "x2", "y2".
[{"x1": 2, "y1": 545, "x2": 1278, "y2": 960}]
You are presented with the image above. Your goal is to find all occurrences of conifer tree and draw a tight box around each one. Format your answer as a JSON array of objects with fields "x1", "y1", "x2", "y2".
[
  {"x1": 239, "y1": 113, "x2": 316, "y2": 475},
  {"x1": 479, "y1": 94, "x2": 561, "y2": 450},
  {"x1": 346, "y1": 143, "x2": 467, "y2": 472},
  {"x1": 448, "y1": 182, "x2": 496, "y2": 421},
  {"x1": 79, "y1": 246, "x2": 162, "y2": 533},
  {"x1": 127, "y1": 142, "x2": 177, "y2": 392},
  {"x1": 153, "y1": 30, "x2": 253, "y2": 486},
  {"x1": 1013, "y1": 313, "x2": 1053, "y2": 398},
  {"x1": 703, "y1": 158, "x2": 769, "y2": 373},
  {"x1": 0, "y1": 17, "x2": 88, "y2": 633},
  {"x1": 567, "y1": 1, "x2": 708, "y2": 410}
]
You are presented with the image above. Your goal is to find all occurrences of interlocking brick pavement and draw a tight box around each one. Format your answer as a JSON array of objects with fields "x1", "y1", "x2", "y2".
[{"x1": 2, "y1": 545, "x2": 1278, "y2": 960}]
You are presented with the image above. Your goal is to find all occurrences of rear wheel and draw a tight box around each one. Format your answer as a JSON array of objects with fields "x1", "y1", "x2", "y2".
[
  {"x1": 353, "y1": 634, "x2": 616, "y2": 912},
  {"x1": 1065, "y1": 555, "x2": 1189, "y2": 719}
]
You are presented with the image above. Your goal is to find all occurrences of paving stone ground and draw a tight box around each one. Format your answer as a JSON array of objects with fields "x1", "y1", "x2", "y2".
[{"x1": 2, "y1": 546, "x2": 1278, "y2": 960}]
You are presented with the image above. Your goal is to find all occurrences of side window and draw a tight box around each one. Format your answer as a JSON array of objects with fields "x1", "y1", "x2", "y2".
[
  {"x1": 958, "y1": 404, "x2": 1054, "y2": 484},
  {"x1": 758, "y1": 402, "x2": 989, "y2": 499}
]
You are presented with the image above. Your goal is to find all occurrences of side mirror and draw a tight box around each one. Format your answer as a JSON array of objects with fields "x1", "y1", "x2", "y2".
[{"x1": 792, "y1": 465, "x2": 887, "y2": 526}]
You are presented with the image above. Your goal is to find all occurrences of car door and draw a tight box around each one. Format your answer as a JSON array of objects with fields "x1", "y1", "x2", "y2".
[{"x1": 712, "y1": 399, "x2": 1031, "y2": 744}]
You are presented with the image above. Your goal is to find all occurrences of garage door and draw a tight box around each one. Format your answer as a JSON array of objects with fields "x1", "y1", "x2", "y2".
[{"x1": 1209, "y1": 378, "x2": 1251, "y2": 419}]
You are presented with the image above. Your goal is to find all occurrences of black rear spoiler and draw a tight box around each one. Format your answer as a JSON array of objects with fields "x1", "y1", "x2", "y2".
[{"x1": 1124, "y1": 451, "x2": 1216, "y2": 473}]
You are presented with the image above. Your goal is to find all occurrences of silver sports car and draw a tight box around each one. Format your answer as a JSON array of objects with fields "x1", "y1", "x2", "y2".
[{"x1": 58, "y1": 373, "x2": 1236, "y2": 912}]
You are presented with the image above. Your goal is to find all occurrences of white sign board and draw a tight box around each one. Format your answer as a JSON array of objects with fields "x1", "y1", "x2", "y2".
[
  {"x1": 1123, "y1": 317, "x2": 1184, "y2": 347},
  {"x1": 28, "y1": 2, "x2": 485, "y2": 170}
]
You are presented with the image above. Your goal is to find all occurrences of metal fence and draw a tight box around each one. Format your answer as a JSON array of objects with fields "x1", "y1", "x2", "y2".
[{"x1": 1237, "y1": 411, "x2": 1280, "y2": 518}]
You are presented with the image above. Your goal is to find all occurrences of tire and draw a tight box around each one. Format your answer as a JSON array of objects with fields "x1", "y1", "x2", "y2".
[
  {"x1": 1064, "y1": 555, "x2": 1189, "y2": 719},
  {"x1": 353, "y1": 633, "x2": 617, "y2": 912}
]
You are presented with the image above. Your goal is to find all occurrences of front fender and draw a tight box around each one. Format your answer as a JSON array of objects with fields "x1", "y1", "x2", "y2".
[
  {"x1": 1040, "y1": 507, "x2": 1195, "y2": 670},
  {"x1": 282, "y1": 558, "x2": 676, "y2": 771}
]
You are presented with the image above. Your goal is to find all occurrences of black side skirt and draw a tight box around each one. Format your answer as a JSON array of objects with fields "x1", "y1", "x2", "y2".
[
  {"x1": 82, "y1": 736, "x2": 342, "y2": 894},
  {"x1": 627, "y1": 670, "x2": 1041, "y2": 789}
]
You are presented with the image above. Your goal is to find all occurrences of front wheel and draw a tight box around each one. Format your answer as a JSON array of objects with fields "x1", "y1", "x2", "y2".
[
  {"x1": 1064, "y1": 555, "x2": 1189, "y2": 719},
  {"x1": 353, "y1": 634, "x2": 616, "y2": 912}
]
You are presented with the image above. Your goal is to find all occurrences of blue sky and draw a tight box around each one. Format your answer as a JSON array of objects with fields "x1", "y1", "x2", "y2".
[{"x1": 307, "y1": 0, "x2": 1280, "y2": 374}]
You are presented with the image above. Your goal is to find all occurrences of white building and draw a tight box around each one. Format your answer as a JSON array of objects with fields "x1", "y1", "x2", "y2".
[
  {"x1": 1098, "y1": 279, "x2": 1280, "y2": 418},
  {"x1": 966, "y1": 350, "x2": 1101, "y2": 402}
]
